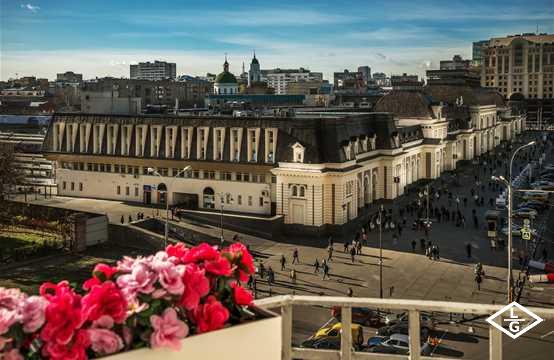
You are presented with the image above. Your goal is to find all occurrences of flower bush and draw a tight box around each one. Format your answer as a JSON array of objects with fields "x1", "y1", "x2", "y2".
[{"x1": 0, "y1": 242, "x2": 255, "y2": 359}]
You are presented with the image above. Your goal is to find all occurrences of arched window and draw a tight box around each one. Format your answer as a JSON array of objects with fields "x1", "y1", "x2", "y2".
[
  {"x1": 292, "y1": 186, "x2": 298, "y2": 197},
  {"x1": 299, "y1": 186, "x2": 305, "y2": 197}
]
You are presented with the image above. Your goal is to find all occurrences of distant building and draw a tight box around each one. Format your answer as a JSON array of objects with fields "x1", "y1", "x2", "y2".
[
  {"x1": 373, "y1": 72, "x2": 390, "y2": 87},
  {"x1": 248, "y1": 52, "x2": 262, "y2": 87},
  {"x1": 472, "y1": 40, "x2": 488, "y2": 67},
  {"x1": 334, "y1": 69, "x2": 362, "y2": 90},
  {"x1": 130, "y1": 61, "x2": 177, "y2": 81},
  {"x1": 440, "y1": 55, "x2": 472, "y2": 70},
  {"x1": 213, "y1": 57, "x2": 239, "y2": 95},
  {"x1": 81, "y1": 90, "x2": 141, "y2": 115},
  {"x1": 56, "y1": 71, "x2": 83, "y2": 84},
  {"x1": 390, "y1": 73, "x2": 423, "y2": 90},
  {"x1": 286, "y1": 80, "x2": 329, "y2": 95},
  {"x1": 358, "y1": 66, "x2": 371, "y2": 84},
  {"x1": 261, "y1": 68, "x2": 323, "y2": 95}
]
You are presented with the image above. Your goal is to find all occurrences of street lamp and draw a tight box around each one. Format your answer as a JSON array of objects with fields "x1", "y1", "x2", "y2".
[
  {"x1": 378, "y1": 204, "x2": 384, "y2": 299},
  {"x1": 147, "y1": 165, "x2": 191, "y2": 248},
  {"x1": 219, "y1": 192, "x2": 234, "y2": 245},
  {"x1": 492, "y1": 140, "x2": 534, "y2": 303}
]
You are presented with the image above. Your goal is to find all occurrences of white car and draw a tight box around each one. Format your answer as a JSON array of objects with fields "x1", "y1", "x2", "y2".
[
  {"x1": 501, "y1": 225, "x2": 537, "y2": 237},
  {"x1": 513, "y1": 207, "x2": 538, "y2": 218}
]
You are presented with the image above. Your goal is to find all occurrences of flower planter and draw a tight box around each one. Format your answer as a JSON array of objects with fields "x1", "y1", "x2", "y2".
[{"x1": 104, "y1": 307, "x2": 281, "y2": 360}]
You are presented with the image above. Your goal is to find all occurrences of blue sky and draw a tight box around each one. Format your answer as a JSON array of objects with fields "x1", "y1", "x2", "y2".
[{"x1": 1, "y1": 0, "x2": 553, "y2": 80}]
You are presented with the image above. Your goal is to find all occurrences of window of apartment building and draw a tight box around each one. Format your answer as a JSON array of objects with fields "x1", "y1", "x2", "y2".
[
  {"x1": 70, "y1": 182, "x2": 74, "y2": 191},
  {"x1": 248, "y1": 196, "x2": 252, "y2": 206},
  {"x1": 193, "y1": 170, "x2": 200, "y2": 179},
  {"x1": 160, "y1": 168, "x2": 168, "y2": 177},
  {"x1": 271, "y1": 176, "x2": 277, "y2": 184},
  {"x1": 135, "y1": 187, "x2": 139, "y2": 197},
  {"x1": 125, "y1": 186, "x2": 130, "y2": 196},
  {"x1": 62, "y1": 181, "x2": 66, "y2": 190},
  {"x1": 114, "y1": 165, "x2": 120, "y2": 173},
  {"x1": 259, "y1": 197, "x2": 264, "y2": 207},
  {"x1": 79, "y1": 183, "x2": 83, "y2": 191},
  {"x1": 87, "y1": 163, "x2": 93, "y2": 171},
  {"x1": 93, "y1": 163, "x2": 99, "y2": 171},
  {"x1": 225, "y1": 193, "x2": 232, "y2": 204},
  {"x1": 206, "y1": 171, "x2": 215, "y2": 180},
  {"x1": 117, "y1": 185, "x2": 121, "y2": 195},
  {"x1": 220, "y1": 172, "x2": 232, "y2": 181},
  {"x1": 237, "y1": 195, "x2": 242, "y2": 205}
]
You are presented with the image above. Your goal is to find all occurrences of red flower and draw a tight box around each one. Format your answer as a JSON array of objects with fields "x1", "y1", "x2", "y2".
[
  {"x1": 82, "y1": 277, "x2": 101, "y2": 291},
  {"x1": 92, "y1": 263, "x2": 118, "y2": 281},
  {"x1": 230, "y1": 282, "x2": 253, "y2": 306},
  {"x1": 42, "y1": 329, "x2": 90, "y2": 360},
  {"x1": 192, "y1": 296, "x2": 229, "y2": 333},
  {"x1": 180, "y1": 264, "x2": 210, "y2": 310},
  {"x1": 82, "y1": 281, "x2": 128, "y2": 324},
  {"x1": 182, "y1": 243, "x2": 219, "y2": 264},
  {"x1": 204, "y1": 255, "x2": 232, "y2": 277},
  {"x1": 225, "y1": 243, "x2": 255, "y2": 282},
  {"x1": 166, "y1": 243, "x2": 189, "y2": 261},
  {"x1": 40, "y1": 281, "x2": 85, "y2": 347}
]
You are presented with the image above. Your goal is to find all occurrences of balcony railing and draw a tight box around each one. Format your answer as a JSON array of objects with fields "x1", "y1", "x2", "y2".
[{"x1": 255, "y1": 295, "x2": 554, "y2": 360}]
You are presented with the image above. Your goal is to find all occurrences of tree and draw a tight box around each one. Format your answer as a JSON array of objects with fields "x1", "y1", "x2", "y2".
[{"x1": 0, "y1": 144, "x2": 25, "y2": 201}]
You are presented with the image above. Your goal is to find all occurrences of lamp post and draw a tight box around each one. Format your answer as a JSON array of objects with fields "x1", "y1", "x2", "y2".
[
  {"x1": 378, "y1": 204, "x2": 384, "y2": 299},
  {"x1": 147, "y1": 166, "x2": 191, "y2": 249},
  {"x1": 492, "y1": 139, "x2": 535, "y2": 303},
  {"x1": 218, "y1": 192, "x2": 234, "y2": 246}
]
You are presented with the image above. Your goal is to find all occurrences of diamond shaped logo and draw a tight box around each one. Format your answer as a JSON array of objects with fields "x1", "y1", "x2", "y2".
[{"x1": 486, "y1": 302, "x2": 543, "y2": 339}]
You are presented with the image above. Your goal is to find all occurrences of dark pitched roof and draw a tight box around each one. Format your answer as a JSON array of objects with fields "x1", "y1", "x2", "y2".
[
  {"x1": 373, "y1": 91, "x2": 436, "y2": 118},
  {"x1": 424, "y1": 85, "x2": 505, "y2": 107}
]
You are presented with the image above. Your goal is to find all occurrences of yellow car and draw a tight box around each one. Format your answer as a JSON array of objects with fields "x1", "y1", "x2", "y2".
[{"x1": 305, "y1": 323, "x2": 364, "y2": 347}]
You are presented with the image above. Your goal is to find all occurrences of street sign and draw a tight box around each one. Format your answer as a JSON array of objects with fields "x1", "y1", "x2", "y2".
[{"x1": 521, "y1": 230, "x2": 531, "y2": 241}]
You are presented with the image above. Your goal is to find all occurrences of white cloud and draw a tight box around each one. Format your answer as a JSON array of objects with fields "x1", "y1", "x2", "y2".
[{"x1": 20, "y1": 3, "x2": 40, "y2": 13}]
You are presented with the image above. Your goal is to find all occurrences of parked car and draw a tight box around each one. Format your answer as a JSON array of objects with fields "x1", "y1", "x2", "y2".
[
  {"x1": 365, "y1": 334, "x2": 432, "y2": 356},
  {"x1": 384, "y1": 312, "x2": 436, "y2": 329},
  {"x1": 377, "y1": 321, "x2": 430, "y2": 339},
  {"x1": 517, "y1": 200, "x2": 548, "y2": 211},
  {"x1": 501, "y1": 225, "x2": 537, "y2": 237},
  {"x1": 302, "y1": 323, "x2": 364, "y2": 348},
  {"x1": 331, "y1": 307, "x2": 384, "y2": 326},
  {"x1": 513, "y1": 207, "x2": 538, "y2": 218},
  {"x1": 306, "y1": 336, "x2": 341, "y2": 350},
  {"x1": 522, "y1": 191, "x2": 549, "y2": 202}
]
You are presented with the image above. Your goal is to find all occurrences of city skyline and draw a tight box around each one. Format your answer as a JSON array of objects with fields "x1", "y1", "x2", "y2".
[{"x1": 1, "y1": 0, "x2": 554, "y2": 81}]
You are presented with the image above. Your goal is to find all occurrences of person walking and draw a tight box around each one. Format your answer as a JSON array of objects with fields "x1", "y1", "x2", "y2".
[
  {"x1": 128, "y1": 214, "x2": 132, "y2": 223},
  {"x1": 347, "y1": 287, "x2": 353, "y2": 297},
  {"x1": 120, "y1": 215, "x2": 125, "y2": 224},
  {"x1": 475, "y1": 272, "x2": 483, "y2": 291},
  {"x1": 290, "y1": 268, "x2": 297, "y2": 285},
  {"x1": 259, "y1": 262, "x2": 266, "y2": 279},
  {"x1": 343, "y1": 241, "x2": 349, "y2": 253},
  {"x1": 466, "y1": 243, "x2": 472, "y2": 258},
  {"x1": 292, "y1": 248, "x2": 299, "y2": 264},
  {"x1": 322, "y1": 262, "x2": 330, "y2": 280},
  {"x1": 327, "y1": 245, "x2": 333, "y2": 261},
  {"x1": 328, "y1": 235, "x2": 334, "y2": 248},
  {"x1": 280, "y1": 255, "x2": 286, "y2": 271},
  {"x1": 356, "y1": 240, "x2": 362, "y2": 255},
  {"x1": 314, "y1": 258, "x2": 320, "y2": 273},
  {"x1": 350, "y1": 246, "x2": 356, "y2": 263}
]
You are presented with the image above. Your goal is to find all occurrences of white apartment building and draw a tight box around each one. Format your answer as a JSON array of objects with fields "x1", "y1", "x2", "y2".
[
  {"x1": 261, "y1": 68, "x2": 323, "y2": 94},
  {"x1": 130, "y1": 61, "x2": 177, "y2": 81}
]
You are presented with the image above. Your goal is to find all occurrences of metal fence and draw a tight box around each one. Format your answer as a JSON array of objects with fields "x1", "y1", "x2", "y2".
[{"x1": 255, "y1": 295, "x2": 554, "y2": 360}]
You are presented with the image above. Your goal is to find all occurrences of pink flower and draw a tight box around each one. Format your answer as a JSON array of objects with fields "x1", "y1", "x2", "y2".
[
  {"x1": 204, "y1": 255, "x2": 232, "y2": 277},
  {"x1": 0, "y1": 309, "x2": 17, "y2": 335},
  {"x1": 158, "y1": 264, "x2": 186, "y2": 295},
  {"x1": 3, "y1": 349, "x2": 23, "y2": 360},
  {"x1": 116, "y1": 262, "x2": 157, "y2": 300},
  {"x1": 225, "y1": 243, "x2": 255, "y2": 282},
  {"x1": 92, "y1": 263, "x2": 118, "y2": 280},
  {"x1": 192, "y1": 296, "x2": 229, "y2": 334},
  {"x1": 21, "y1": 296, "x2": 47, "y2": 333},
  {"x1": 89, "y1": 328, "x2": 124, "y2": 356},
  {"x1": 0, "y1": 287, "x2": 26, "y2": 312},
  {"x1": 41, "y1": 329, "x2": 90, "y2": 360},
  {"x1": 150, "y1": 308, "x2": 189, "y2": 351},
  {"x1": 166, "y1": 243, "x2": 189, "y2": 262},
  {"x1": 82, "y1": 281, "x2": 127, "y2": 324},
  {"x1": 230, "y1": 282, "x2": 253, "y2": 306},
  {"x1": 180, "y1": 264, "x2": 210, "y2": 310}
]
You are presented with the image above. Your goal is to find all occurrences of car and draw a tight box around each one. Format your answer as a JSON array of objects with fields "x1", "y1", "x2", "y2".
[
  {"x1": 365, "y1": 334, "x2": 432, "y2": 356},
  {"x1": 331, "y1": 306, "x2": 384, "y2": 326},
  {"x1": 513, "y1": 207, "x2": 538, "y2": 218},
  {"x1": 517, "y1": 200, "x2": 548, "y2": 211},
  {"x1": 306, "y1": 336, "x2": 341, "y2": 350},
  {"x1": 384, "y1": 312, "x2": 436, "y2": 329},
  {"x1": 501, "y1": 225, "x2": 537, "y2": 237},
  {"x1": 302, "y1": 323, "x2": 364, "y2": 348},
  {"x1": 522, "y1": 192, "x2": 549, "y2": 202},
  {"x1": 377, "y1": 321, "x2": 430, "y2": 339}
]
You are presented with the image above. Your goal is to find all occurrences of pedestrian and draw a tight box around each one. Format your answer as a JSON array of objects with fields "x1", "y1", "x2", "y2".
[
  {"x1": 356, "y1": 240, "x2": 362, "y2": 255},
  {"x1": 314, "y1": 258, "x2": 320, "y2": 273},
  {"x1": 347, "y1": 287, "x2": 353, "y2": 297},
  {"x1": 323, "y1": 262, "x2": 330, "y2": 280},
  {"x1": 280, "y1": 255, "x2": 286, "y2": 271},
  {"x1": 292, "y1": 248, "x2": 299, "y2": 264},
  {"x1": 327, "y1": 245, "x2": 333, "y2": 261},
  {"x1": 411, "y1": 239, "x2": 417, "y2": 252},
  {"x1": 267, "y1": 266, "x2": 274, "y2": 285},
  {"x1": 362, "y1": 232, "x2": 368, "y2": 246},
  {"x1": 475, "y1": 273, "x2": 482, "y2": 291},
  {"x1": 350, "y1": 246, "x2": 356, "y2": 263},
  {"x1": 247, "y1": 274, "x2": 254, "y2": 289},
  {"x1": 343, "y1": 241, "x2": 349, "y2": 253},
  {"x1": 290, "y1": 268, "x2": 297, "y2": 285},
  {"x1": 120, "y1": 215, "x2": 124, "y2": 224},
  {"x1": 259, "y1": 262, "x2": 266, "y2": 279},
  {"x1": 128, "y1": 214, "x2": 132, "y2": 223},
  {"x1": 328, "y1": 235, "x2": 334, "y2": 248},
  {"x1": 466, "y1": 243, "x2": 472, "y2": 258},
  {"x1": 473, "y1": 215, "x2": 479, "y2": 229}
]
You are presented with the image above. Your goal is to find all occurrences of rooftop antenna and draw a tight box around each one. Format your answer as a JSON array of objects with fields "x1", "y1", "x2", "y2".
[{"x1": 536, "y1": 24, "x2": 539, "y2": 34}]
